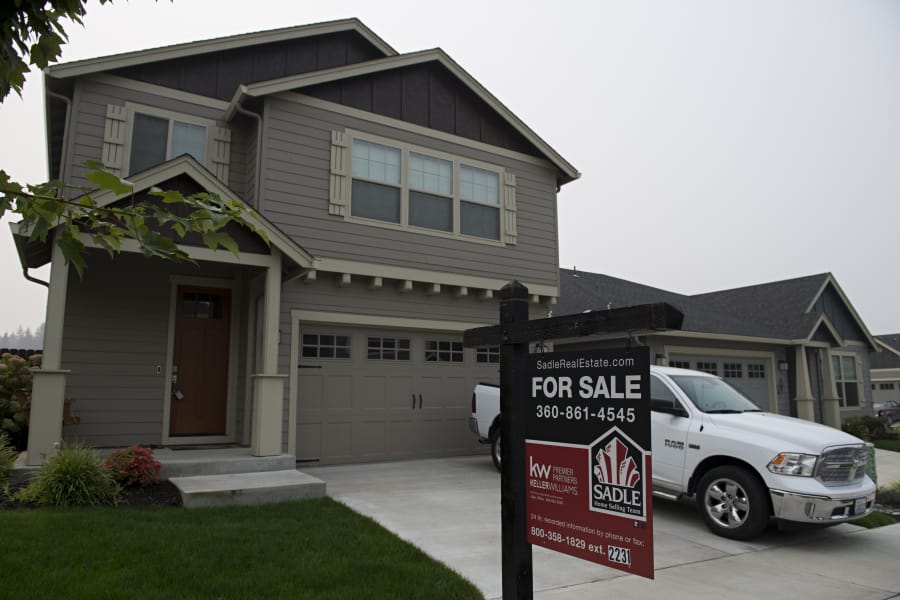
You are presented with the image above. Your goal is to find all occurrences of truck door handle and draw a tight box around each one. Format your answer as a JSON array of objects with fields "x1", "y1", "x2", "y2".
[{"x1": 418, "y1": 394, "x2": 423, "y2": 410}]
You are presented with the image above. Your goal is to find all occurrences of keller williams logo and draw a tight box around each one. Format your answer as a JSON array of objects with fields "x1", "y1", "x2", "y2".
[{"x1": 590, "y1": 427, "x2": 648, "y2": 520}]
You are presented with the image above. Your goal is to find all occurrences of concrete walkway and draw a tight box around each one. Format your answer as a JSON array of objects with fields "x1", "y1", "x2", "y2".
[{"x1": 307, "y1": 454, "x2": 900, "y2": 600}]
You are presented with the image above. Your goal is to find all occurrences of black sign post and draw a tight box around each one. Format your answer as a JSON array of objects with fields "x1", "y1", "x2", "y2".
[{"x1": 464, "y1": 281, "x2": 683, "y2": 600}]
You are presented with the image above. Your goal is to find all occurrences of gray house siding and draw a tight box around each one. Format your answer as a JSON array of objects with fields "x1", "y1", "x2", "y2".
[
  {"x1": 59, "y1": 250, "x2": 259, "y2": 447},
  {"x1": 811, "y1": 284, "x2": 868, "y2": 342},
  {"x1": 66, "y1": 78, "x2": 231, "y2": 189},
  {"x1": 260, "y1": 97, "x2": 561, "y2": 288}
]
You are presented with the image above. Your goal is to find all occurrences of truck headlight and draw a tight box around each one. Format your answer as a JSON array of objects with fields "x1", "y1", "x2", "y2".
[{"x1": 767, "y1": 453, "x2": 818, "y2": 476}]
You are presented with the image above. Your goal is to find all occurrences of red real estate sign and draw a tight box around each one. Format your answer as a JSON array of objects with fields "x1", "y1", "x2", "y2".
[{"x1": 525, "y1": 347, "x2": 654, "y2": 579}]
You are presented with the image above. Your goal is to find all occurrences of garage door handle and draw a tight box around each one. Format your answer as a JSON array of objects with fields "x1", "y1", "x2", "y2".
[{"x1": 418, "y1": 394, "x2": 423, "y2": 410}]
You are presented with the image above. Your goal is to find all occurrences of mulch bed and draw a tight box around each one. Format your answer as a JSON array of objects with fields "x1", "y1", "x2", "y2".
[{"x1": 0, "y1": 480, "x2": 183, "y2": 510}]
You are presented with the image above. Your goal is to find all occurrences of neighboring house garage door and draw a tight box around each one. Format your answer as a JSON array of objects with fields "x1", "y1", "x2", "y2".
[
  {"x1": 668, "y1": 353, "x2": 772, "y2": 410},
  {"x1": 296, "y1": 325, "x2": 500, "y2": 464}
]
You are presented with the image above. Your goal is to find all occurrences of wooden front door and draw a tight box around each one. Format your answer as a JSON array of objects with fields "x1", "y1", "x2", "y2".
[{"x1": 170, "y1": 286, "x2": 231, "y2": 436}]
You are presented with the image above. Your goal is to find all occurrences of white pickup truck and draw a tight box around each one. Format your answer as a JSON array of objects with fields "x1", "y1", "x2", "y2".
[{"x1": 469, "y1": 365, "x2": 876, "y2": 539}]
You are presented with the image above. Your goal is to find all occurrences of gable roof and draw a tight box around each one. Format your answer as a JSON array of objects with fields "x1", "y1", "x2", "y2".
[
  {"x1": 227, "y1": 48, "x2": 579, "y2": 183},
  {"x1": 557, "y1": 268, "x2": 877, "y2": 348},
  {"x1": 44, "y1": 19, "x2": 396, "y2": 80},
  {"x1": 12, "y1": 155, "x2": 315, "y2": 271},
  {"x1": 877, "y1": 334, "x2": 900, "y2": 356}
]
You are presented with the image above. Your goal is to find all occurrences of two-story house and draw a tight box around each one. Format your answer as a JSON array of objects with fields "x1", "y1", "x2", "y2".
[{"x1": 14, "y1": 19, "x2": 579, "y2": 465}]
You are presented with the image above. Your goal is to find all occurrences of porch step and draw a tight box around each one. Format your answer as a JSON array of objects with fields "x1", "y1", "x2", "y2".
[
  {"x1": 155, "y1": 448, "x2": 296, "y2": 479},
  {"x1": 170, "y1": 469, "x2": 326, "y2": 508}
]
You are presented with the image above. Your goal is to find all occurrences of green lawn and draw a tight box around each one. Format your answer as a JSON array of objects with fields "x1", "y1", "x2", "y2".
[
  {"x1": 0, "y1": 497, "x2": 483, "y2": 600},
  {"x1": 874, "y1": 439, "x2": 900, "y2": 453}
]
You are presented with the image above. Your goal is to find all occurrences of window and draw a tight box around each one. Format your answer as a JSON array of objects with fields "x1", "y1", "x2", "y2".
[
  {"x1": 460, "y1": 165, "x2": 500, "y2": 239},
  {"x1": 425, "y1": 340, "x2": 463, "y2": 363},
  {"x1": 668, "y1": 359, "x2": 690, "y2": 369},
  {"x1": 409, "y1": 152, "x2": 453, "y2": 232},
  {"x1": 832, "y1": 354, "x2": 860, "y2": 407},
  {"x1": 130, "y1": 113, "x2": 207, "y2": 175},
  {"x1": 747, "y1": 363, "x2": 765, "y2": 379},
  {"x1": 180, "y1": 292, "x2": 225, "y2": 320},
  {"x1": 302, "y1": 334, "x2": 351, "y2": 359},
  {"x1": 723, "y1": 363, "x2": 743, "y2": 378},
  {"x1": 347, "y1": 136, "x2": 505, "y2": 241},
  {"x1": 367, "y1": 337, "x2": 410, "y2": 361},
  {"x1": 476, "y1": 346, "x2": 500, "y2": 364},
  {"x1": 695, "y1": 362, "x2": 718, "y2": 376},
  {"x1": 879, "y1": 383, "x2": 895, "y2": 390},
  {"x1": 351, "y1": 139, "x2": 401, "y2": 222}
]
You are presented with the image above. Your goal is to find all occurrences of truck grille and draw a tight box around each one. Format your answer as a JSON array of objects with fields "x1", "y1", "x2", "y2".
[{"x1": 815, "y1": 446, "x2": 868, "y2": 485}]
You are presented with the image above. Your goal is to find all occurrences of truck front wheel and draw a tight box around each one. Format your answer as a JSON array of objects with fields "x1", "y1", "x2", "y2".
[
  {"x1": 490, "y1": 428, "x2": 502, "y2": 472},
  {"x1": 696, "y1": 466, "x2": 769, "y2": 540}
]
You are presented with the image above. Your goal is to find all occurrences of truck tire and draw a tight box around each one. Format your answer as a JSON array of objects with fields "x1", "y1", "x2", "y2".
[
  {"x1": 490, "y1": 428, "x2": 502, "y2": 472},
  {"x1": 696, "y1": 465, "x2": 769, "y2": 540}
]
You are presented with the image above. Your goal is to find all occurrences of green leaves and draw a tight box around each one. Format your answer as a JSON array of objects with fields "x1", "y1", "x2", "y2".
[{"x1": 0, "y1": 164, "x2": 268, "y2": 277}]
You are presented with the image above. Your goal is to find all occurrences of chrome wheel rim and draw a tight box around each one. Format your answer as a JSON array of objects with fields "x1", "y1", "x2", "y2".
[
  {"x1": 703, "y1": 477, "x2": 751, "y2": 529},
  {"x1": 493, "y1": 435, "x2": 501, "y2": 466}
]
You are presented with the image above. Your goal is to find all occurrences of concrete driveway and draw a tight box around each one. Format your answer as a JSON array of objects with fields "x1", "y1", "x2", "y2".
[{"x1": 306, "y1": 454, "x2": 900, "y2": 600}]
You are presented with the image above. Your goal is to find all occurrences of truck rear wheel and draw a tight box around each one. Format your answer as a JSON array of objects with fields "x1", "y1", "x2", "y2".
[
  {"x1": 696, "y1": 466, "x2": 769, "y2": 540},
  {"x1": 490, "y1": 428, "x2": 502, "y2": 472}
]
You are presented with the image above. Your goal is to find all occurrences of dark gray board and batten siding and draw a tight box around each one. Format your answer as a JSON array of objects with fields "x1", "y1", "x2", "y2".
[{"x1": 260, "y1": 97, "x2": 561, "y2": 289}]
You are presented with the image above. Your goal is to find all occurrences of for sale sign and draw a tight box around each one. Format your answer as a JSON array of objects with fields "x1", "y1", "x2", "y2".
[{"x1": 525, "y1": 347, "x2": 653, "y2": 579}]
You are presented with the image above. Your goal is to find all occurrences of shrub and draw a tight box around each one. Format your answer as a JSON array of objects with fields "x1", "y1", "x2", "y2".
[
  {"x1": 0, "y1": 432, "x2": 18, "y2": 486},
  {"x1": 16, "y1": 443, "x2": 119, "y2": 507},
  {"x1": 104, "y1": 445, "x2": 161, "y2": 487},
  {"x1": 0, "y1": 352, "x2": 41, "y2": 451},
  {"x1": 843, "y1": 415, "x2": 890, "y2": 441}
]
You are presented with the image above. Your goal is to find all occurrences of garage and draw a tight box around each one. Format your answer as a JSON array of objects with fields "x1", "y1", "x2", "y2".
[
  {"x1": 295, "y1": 324, "x2": 500, "y2": 464},
  {"x1": 667, "y1": 352, "x2": 774, "y2": 411}
]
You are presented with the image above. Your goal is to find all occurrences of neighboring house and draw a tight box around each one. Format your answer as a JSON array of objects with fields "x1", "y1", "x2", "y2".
[
  {"x1": 872, "y1": 335, "x2": 900, "y2": 405},
  {"x1": 552, "y1": 269, "x2": 879, "y2": 428},
  {"x1": 12, "y1": 19, "x2": 579, "y2": 465}
]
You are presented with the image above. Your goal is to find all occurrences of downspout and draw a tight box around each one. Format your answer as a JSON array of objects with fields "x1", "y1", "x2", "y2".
[
  {"x1": 233, "y1": 98, "x2": 263, "y2": 210},
  {"x1": 23, "y1": 88, "x2": 73, "y2": 288}
]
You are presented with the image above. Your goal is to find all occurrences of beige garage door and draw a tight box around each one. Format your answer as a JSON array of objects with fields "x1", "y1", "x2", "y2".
[
  {"x1": 669, "y1": 353, "x2": 772, "y2": 411},
  {"x1": 296, "y1": 325, "x2": 500, "y2": 464}
]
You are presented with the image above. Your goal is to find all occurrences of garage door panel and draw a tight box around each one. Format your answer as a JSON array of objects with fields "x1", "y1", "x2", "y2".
[
  {"x1": 325, "y1": 376, "x2": 353, "y2": 409},
  {"x1": 324, "y1": 422, "x2": 353, "y2": 460},
  {"x1": 353, "y1": 421, "x2": 386, "y2": 458},
  {"x1": 297, "y1": 422, "x2": 322, "y2": 461},
  {"x1": 387, "y1": 376, "x2": 415, "y2": 409},
  {"x1": 358, "y1": 376, "x2": 386, "y2": 410},
  {"x1": 298, "y1": 374, "x2": 324, "y2": 410}
]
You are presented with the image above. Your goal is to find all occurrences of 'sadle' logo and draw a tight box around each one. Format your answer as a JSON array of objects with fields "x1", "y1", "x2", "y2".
[{"x1": 590, "y1": 427, "x2": 647, "y2": 520}]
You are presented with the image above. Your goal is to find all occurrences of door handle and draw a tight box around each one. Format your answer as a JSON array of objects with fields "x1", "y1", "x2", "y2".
[
  {"x1": 418, "y1": 393, "x2": 422, "y2": 410},
  {"x1": 412, "y1": 394, "x2": 416, "y2": 410}
]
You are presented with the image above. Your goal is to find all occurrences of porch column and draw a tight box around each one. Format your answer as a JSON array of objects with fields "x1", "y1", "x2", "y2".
[
  {"x1": 794, "y1": 345, "x2": 816, "y2": 422},
  {"x1": 820, "y1": 348, "x2": 842, "y2": 428},
  {"x1": 26, "y1": 238, "x2": 70, "y2": 465},
  {"x1": 251, "y1": 248, "x2": 284, "y2": 457}
]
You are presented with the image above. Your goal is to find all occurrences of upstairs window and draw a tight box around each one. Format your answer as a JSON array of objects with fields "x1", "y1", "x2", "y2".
[
  {"x1": 342, "y1": 134, "x2": 510, "y2": 243},
  {"x1": 130, "y1": 113, "x2": 207, "y2": 175},
  {"x1": 351, "y1": 139, "x2": 401, "y2": 222}
]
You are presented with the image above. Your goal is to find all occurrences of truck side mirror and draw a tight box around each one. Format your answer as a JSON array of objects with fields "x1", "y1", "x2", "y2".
[{"x1": 651, "y1": 398, "x2": 688, "y2": 418}]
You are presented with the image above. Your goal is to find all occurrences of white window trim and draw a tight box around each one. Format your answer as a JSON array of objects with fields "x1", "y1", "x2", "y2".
[
  {"x1": 121, "y1": 102, "x2": 218, "y2": 177},
  {"x1": 832, "y1": 351, "x2": 863, "y2": 409},
  {"x1": 343, "y1": 129, "x2": 509, "y2": 247}
]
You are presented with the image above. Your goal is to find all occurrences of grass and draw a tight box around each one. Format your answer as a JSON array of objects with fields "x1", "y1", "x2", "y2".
[
  {"x1": 873, "y1": 439, "x2": 900, "y2": 453},
  {"x1": 853, "y1": 511, "x2": 897, "y2": 528},
  {"x1": 0, "y1": 497, "x2": 483, "y2": 600}
]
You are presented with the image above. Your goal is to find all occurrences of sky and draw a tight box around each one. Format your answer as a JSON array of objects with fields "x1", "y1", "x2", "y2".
[{"x1": 0, "y1": 0, "x2": 898, "y2": 335}]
